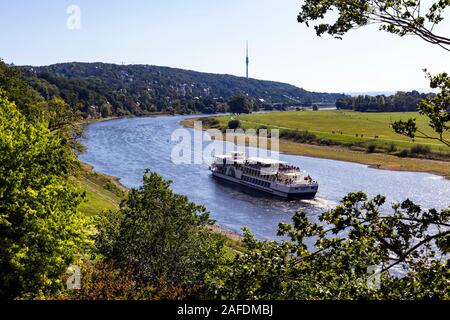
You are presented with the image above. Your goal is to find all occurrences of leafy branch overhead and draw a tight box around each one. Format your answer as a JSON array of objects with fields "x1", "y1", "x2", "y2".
[
  {"x1": 298, "y1": 0, "x2": 450, "y2": 51},
  {"x1": 208, "y1": 192, "x2": 450, "y2": 299},
  {"x1": 392, "y1": 71, "x2": 450, "y2": 147}
]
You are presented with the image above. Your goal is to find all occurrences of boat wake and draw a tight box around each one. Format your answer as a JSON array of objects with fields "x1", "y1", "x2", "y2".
[{"x1": 300, "y1": 197, "x2": 338, "y2": 209}]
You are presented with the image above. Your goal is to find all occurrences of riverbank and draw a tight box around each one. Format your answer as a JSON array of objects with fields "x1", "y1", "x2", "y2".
[
  {"x1": 181, "y1": 117, "x2": 450, "y2": 179},
  {"x1": 75, "y1": 161, "x2": 244, "y2": 242},
  {"x1": 78, "y1": 111, "x2": 175, "y2": 126}
]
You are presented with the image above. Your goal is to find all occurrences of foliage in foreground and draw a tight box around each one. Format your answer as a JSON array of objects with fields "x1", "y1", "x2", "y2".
[
  {"x1": 93, "y1": 172, "x2": 226, "y2": 297},
  {"x1": 207, "y1": 192, "x2": 449, "y2": 299},
  {"x1": 393, "y1": 71, "x2": 450, "y2": 148},
  {"x1": 0, "y1": 90, "x2": 93, "y2": 299}
]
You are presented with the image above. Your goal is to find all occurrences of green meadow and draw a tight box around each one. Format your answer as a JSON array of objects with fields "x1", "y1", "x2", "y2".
[{"x1": 211, "y1": 110, "x2": 450, "y2": 155}]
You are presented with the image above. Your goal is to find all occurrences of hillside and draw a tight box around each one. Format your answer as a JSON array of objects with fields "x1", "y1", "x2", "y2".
[{"x1": 20, "y1": 62, "x2": 347, "y2": 117}]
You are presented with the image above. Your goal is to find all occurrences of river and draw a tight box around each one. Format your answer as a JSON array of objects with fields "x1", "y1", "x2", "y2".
[{"x1": 79, "y1": 115, "x2": 450, "y2": 239}]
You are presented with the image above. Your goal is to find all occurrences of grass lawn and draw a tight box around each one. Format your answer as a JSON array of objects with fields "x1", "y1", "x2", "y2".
[
  {"x1": 71, "y1": 163, "x2": 126, "y2": 216},
  {"x1": 212, "y1": 110, "x2": 450, "y2": 154}
]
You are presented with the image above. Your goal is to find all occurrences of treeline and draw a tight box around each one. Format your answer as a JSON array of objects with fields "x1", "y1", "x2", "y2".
[
  {"x1": 18, "y1": 62, "x2": 346, "y2": 117},
  {"x1": 336, "y1": 91, "x2": 433, "y2": 112}
]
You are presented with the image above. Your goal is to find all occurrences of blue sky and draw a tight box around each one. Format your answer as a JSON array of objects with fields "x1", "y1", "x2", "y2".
[{"x1": 1, "y1": 0, "x2": 449, "y2": 93}]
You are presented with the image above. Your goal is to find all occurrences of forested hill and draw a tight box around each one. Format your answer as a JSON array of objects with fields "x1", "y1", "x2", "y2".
[{"x1": 20, "y1": 62, "x2": 346, "y2": 116}]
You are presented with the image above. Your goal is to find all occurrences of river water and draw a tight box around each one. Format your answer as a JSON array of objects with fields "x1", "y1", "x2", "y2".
[{"x1": 79, "y1": 115, "x2": 450, "y2": 239}]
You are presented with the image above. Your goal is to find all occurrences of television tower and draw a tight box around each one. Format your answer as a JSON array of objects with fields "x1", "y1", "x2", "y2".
[{"x1": 246, "y1": 41, "x2": 249, "y2": 78}]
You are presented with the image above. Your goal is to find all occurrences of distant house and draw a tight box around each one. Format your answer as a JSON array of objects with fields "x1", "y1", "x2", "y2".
[{"x1": 87, "y1": 105, "x2": 101, "y2": 118}]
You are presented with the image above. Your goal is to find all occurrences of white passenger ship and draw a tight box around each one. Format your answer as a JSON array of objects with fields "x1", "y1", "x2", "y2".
[{"x1": 210, "y1": 152, "x2": 318, "y2": 199}]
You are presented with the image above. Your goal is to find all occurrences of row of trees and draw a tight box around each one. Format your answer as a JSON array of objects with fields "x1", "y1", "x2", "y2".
[{"x1": 336, "y1": 91, "x2": 432, "y2": 112}]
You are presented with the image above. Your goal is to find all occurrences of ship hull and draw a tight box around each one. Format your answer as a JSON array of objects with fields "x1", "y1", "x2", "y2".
[{"x1": 212, "y1": 172, "x2": 317, "y2": 200}]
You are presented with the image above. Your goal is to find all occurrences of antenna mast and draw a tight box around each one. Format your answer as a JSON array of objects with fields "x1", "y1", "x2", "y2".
[{"x1": 246, "y1": 41, "x2": 249, "y2": 79}]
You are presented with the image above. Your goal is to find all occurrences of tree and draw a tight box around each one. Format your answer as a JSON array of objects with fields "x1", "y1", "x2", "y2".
[
  {"x1": 0, "y1": 60, "x2": 44, "y2": 120},
  {"x1": 0, "y1": 90, "x2": 93, "y2": 299},
  {"x1": 392, "y1": 71, "x2": 450, "y2": 147},
  {"x1": 228, "y1": 119, "x2": 241, "y2": 129},
  {"x1": 297, "y1": 0, "x2": 450, "y2": 147},
  {"x1": 228, "y1": 95, "x2": 252, "y2": 115},
  {"x1": 298, "y1": 0, "x2": 450, "y2": 51},
  {"x1": 100, "y1": 102, "x2": 113, "y2": 118},
  {"x1": 207, "y1": 192, "x2": 450, "y2": 299},
  {"x1": 95, "y1": 171, "x2": 226, "y2": 292}
]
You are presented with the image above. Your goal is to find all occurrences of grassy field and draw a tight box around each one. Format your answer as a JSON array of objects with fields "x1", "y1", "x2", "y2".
[
  {"x1": 71, "y1": 163, "x2": 126, "y2": 215},
  {"x1": 213, "y1": 110, "x2": 450, "y2": 155},
  {"x1": 181, "y1": 110, "x2": 450, "y2": 178}
]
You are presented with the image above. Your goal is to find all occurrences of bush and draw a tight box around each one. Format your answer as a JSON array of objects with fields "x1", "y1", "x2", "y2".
[
  {"x1": 280, "y1": 129, "x2": 317, "y2": 143},
  {"x1": 56, "y1": 261, "x2": 195, "y2": 300},
  {"x1": 203, "y1": 118, "x2": 220, "y2": 128},
  {"x1": 398, "y1": 149, "x2": 410, "y2": 158},
  {"x1": 95, "y1": 171, "x2": 226, "y2": 292},
  {"x1": 410, "y1": 145, "x2": 431, "y2": 155},
  {"x1": 387, "y1": 143, "x2": 397, "y2": 153},
  {"x1": 366, "y1": 144, "x2": 377, "y2": 153},
  {"x1": 104, "y1": 181, "x2": 125, "y2": 198},
  {"x1": 319, "y1": 138, "x2": 333, "y2": 146},
  {"x1": 0, "y1": 90, "x2": 93, "y2": 299},
  {"x1": 228, "y1": 119, "x2": 241, "y2": 130}
]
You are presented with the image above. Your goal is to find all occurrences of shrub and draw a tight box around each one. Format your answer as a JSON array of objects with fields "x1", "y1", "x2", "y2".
[
  {"x1": 104, "y1": 181, "x2": 125, "y2": 198},
  {"x1": 387, "y1": 143, "x2": 397, "y2": 153},
  {"x1": 319, "y1": 138, "x2": 333, "y2": 146},
  {"x1": 0, "y1": 90, "x2": 93, "y2": 299},
  {"x1": 95, "y1": 172, "x2": 226, "y2": 291},
  {"x1": 56, "y1": 261, "x2": 195, "y2": 300},
  {"x1": 203, "y1": 118, "x2": 220, "y2": 128},
  {"x1": 410, "y1": 145, "x2": 431, "y2": 155},
  {"x1": 228, "y1": 119, "x2": 241, "y2": 130},
  {"x1": 280, "y1": 129, "x2": 317, "y2": 143},
  {"x1": 366, "y1": 144, "x2": 377, "y2": 153},
  {"x1": 398, "y1": 149, "x2": 410, "y2": 158}
]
